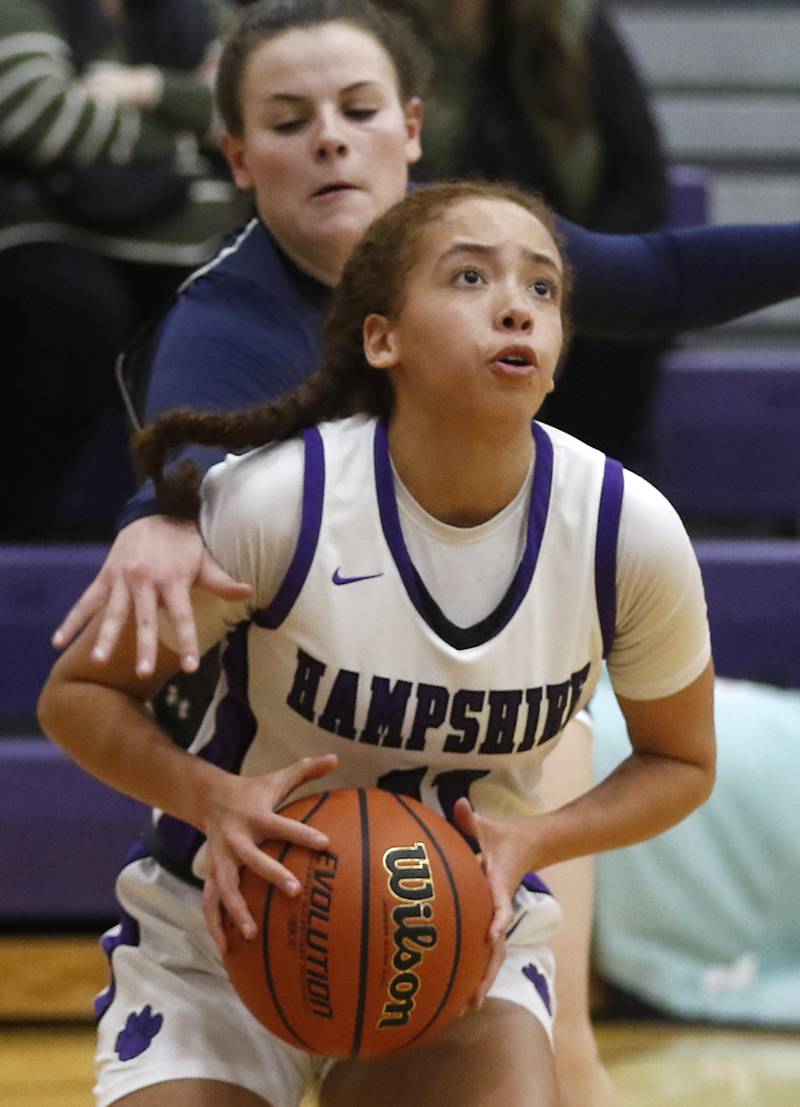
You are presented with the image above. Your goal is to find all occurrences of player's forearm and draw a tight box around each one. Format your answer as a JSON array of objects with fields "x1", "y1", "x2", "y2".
[
  {"x1": 522, "y1": 748, "x2": 715, "y2": 871},
  {"x1": 562, "y1": 217, "x2": 800, "y2": 339},
  {"x1": 37, "y1": 678, "x2": 229, "y2": 832}
]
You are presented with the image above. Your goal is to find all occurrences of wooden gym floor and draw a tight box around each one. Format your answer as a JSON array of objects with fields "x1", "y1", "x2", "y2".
[{"x1": 2, "y1": 936, "x2": 799, "y2": 1106}]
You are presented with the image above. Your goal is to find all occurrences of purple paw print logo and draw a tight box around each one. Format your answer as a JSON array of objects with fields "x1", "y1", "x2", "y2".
[
  {"x1": 522, "y1": 962, "x2": 552, "y2": 1014},
  {"x1": 115, "y1": 1005, "x2": 164, "y2": 1061}
]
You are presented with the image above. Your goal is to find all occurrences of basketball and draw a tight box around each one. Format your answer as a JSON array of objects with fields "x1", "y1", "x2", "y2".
[{"x1": 222, "y1": 787, "x2": 493, "y2": 1059}]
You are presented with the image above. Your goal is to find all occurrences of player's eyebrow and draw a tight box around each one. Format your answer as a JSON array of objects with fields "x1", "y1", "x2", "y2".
[
  {"x1": 265, "y1": 81, "x2": 382, "y2": 105},
  {"x1": 437, "y1": 241, "x2": 562, "y2": 275}
]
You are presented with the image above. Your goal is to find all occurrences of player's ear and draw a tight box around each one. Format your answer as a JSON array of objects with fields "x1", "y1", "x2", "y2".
[
  {"x1": 363, "y1": 313, "x2": 400, "y2": 370},
  {"x1": 220, "y1": 132, "x2": 254, "y2": 191},
  {"x1": 403, "y1": 97, "x2": 424, "y2": 166}
]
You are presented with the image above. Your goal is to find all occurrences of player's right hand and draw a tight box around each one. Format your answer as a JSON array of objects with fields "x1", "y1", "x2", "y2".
[
  {"x1": 51, "y1": 515, "x2": 252, "y2": 676},
  {"x1": 201, "y1": 754, "x2": 339, "y2": 955}
]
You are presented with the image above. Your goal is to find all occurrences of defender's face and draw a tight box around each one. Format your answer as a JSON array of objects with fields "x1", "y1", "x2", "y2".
[{"x1": 222, "y1": 21, "x2": 422, "y2": 283}]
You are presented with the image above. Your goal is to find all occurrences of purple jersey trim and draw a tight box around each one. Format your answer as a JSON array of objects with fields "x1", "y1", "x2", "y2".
[
  {"x1": 254, "y1": 426, "x2": 326, "y2": 629},
  {"x1": 506, "y1": 872, "x2": 554, "y2": 940},
  {"x1": 521, "y1": 871, "x2": 553, "y2": 896},
  {"x1": 373, "y1": 420, "x2": 553, "y2": 648},
  {"x1": 150, "y1": 430, "x2": 324, "y2": 878},
  {"x1": 95, "y1": 839, "x2": 148, "y2": 1021},
  {"x1": 595, "y1": 458, "x2": 624, "y2": 658},
  {"x1": 523, "y1": 960, "x2": 552, "y2": 1014},
  {"x1": 152, "y1": 622, "x2": 258, "y2": 876}
]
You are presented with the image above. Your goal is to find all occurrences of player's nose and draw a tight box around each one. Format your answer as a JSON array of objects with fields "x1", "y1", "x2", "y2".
[
  {"x1": 495, "y1": 302, "x2": 533, "y2": 334},
  {"x1": 313, "y1": 106, "x2": 349, "y2": 160}
]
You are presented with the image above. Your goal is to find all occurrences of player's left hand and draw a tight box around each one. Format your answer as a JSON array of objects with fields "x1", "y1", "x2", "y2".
[{"x1": 453, "y1": 797, "x2": 533, "y2": 1010}]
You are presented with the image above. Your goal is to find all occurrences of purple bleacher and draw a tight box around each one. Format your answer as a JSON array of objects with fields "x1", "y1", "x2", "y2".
[
  {"x1": 1, "y1": 544, "x2": 107, "y2": 728},
  {"x1": 666, "y1": 164, "x2": 709, "y2": 228},
  {"x1": 2, "y1": 537, "x2": 798, "y2": 922},
  {"x1": 695, "y1": 539, "x2": 800, "y2": 688},
  {"x1": 650, "y1": 348, "x2": 800, "y2": 520},
  {"x1": 1, "y1": 543, "x2": 142, "y2": 919},
  {"x1": 1, "y1": 738, "x2": 147, "y2": 920}
]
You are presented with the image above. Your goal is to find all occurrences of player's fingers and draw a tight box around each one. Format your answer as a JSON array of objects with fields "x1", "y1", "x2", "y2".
[
  {"x1": 470, "y1": 935, "x2": 506, "y2": 1010},
  {"x1": 90, "y1": 579, "x2": 131, "y2": 663},
  {"x1": 489, "y1": 892, "x2": 514, "y2": 944},
  {"x1": 202, "y1": 874, "x2": 228, "y2": 955},
  {"x1": 213, "y1": 852, "x2": 257, "y2": 941},
  {"x1": 161, "y1": 581, "x2": 200, "y2": 673},
  {"x1": 452, "y1": 796, "x2": 483, "y2": 853},
  {"x1": 481, "y1": 847, "x2": 516, "y2": 944},
  {"x1": 197, "y1": 552, "x2": 253, "y2": 601},
  {"x1": 131, "y1": 581, "x2": 160, "y2": 678},
  {"x1": 264, "y1": 812, "x2": 329, "y2": 854},
  {"x1": 274, "y1": 754, "x2": 339, "y2": 803},
  {"x1": 51, "y1": 576, "x2": 110, "y2": 650},
  {"x1": 452, "y1": 795, "x2": 476, "y2": 832},
  {"x1": 239, "y1": 839, "x2": 301, "y2": 898}
]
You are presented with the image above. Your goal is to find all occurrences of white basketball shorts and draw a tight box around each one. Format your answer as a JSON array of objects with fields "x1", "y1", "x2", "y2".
[{"x1": 94, "y1": 854, "x2": 560, "y2": 1107}]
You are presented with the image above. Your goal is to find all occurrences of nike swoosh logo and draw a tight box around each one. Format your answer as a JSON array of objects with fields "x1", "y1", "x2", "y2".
[{"x1": 332, "y1": 567, "x2": 384, "y2": 586}]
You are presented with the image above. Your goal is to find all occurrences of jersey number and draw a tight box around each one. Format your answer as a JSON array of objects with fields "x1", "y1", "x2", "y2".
[{"x1": 376, "y1": 767, "x2": 489, "y2": 828}]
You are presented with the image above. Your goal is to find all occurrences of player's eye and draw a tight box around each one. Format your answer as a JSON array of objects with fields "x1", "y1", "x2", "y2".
[
  {"x1": 529, "y1": 278, "x2": 556, "y2": 300},
  {"x1": 453, "y1": 267, "x2": 486, "y2": 287},
  {"x1": 344, "y1": 107, "x2": 379, "y2": 121},
  {"x1": 272, "y1": 118, "x2": 306, "y2": 134}
]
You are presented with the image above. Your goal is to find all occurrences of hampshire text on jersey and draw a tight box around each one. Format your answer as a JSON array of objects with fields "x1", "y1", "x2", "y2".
[{"x1": 287, "y1": 648, "x2": 591, "y2": 754}]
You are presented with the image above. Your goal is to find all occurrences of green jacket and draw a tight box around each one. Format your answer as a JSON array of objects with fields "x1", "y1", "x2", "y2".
[
  {"x1": 0, "y1": 0, "x2": 241, "y2": 264},
  {"x1": 387, "y1": 0, "x2": 603, "y2": 221}
]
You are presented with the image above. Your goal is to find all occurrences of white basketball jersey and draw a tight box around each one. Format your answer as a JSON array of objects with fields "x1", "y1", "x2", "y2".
[{"x1": 151, "y1": 416, "x2": 623, "y2": 881}]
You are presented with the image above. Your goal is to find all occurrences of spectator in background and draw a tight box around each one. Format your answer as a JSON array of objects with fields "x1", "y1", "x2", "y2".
[
  {"x1": 0, "y1": 0, "x2": 240, "y2": 539},
  {"x1": 386, "y1": 0, "x2": 670, "y2": 465}
]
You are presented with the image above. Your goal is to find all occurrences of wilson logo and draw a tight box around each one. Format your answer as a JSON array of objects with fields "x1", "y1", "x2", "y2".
[{"x1": 378, "y1": 842, "x2": 438, "y2": 1029}]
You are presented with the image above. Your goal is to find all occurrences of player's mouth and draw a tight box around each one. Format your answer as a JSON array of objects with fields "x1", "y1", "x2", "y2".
[
  {"x1": 310, "y1": 181, "x2": 361, "y2": 200},
  {"x1": 490, "y1": 344, "x2": 538, "y2": 378}
]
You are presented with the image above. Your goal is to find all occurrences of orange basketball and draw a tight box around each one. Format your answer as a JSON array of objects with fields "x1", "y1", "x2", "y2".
[{"x1": 222, "y1": 787, "x2": 493, "y2": 1059}]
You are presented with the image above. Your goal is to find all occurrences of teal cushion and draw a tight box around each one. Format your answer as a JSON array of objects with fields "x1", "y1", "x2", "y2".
[{"x1": 592, "y1": 671, "x2": 800, "y2": 1025}]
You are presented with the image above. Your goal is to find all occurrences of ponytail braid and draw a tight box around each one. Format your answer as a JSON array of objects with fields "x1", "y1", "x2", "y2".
[{"x1": 132, "y1": 348, "x2": 393, "y2": 519}]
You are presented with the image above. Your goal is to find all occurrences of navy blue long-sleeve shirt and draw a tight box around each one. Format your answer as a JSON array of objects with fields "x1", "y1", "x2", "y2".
[{"x1": 120, "y1": 215, "x2": 800, "y2": 527}]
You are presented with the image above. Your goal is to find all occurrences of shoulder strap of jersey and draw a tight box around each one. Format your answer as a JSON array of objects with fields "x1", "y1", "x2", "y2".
[
  {"x1": 253, "y1": 426, "x2": 326, "y2": 629},
  {"x1": 595, "y1": 457, "x2": 624, "y2": 658}
]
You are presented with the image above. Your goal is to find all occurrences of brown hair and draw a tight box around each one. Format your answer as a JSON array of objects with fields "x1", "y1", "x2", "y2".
[
  {"x1": 133, "y1": 180, "x2": 572, "y2": 518},
  {"x1": 216, "y1": 0, "x2": 432, "y2": 137}
]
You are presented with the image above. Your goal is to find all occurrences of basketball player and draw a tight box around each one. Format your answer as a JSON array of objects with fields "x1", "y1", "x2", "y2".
[
  {"x1": 47, "y1": 5, "x2": 796, "y2": 1103},
  {"x1": 39, "y1": 181, "x2": 716, "y2": 1107}
]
